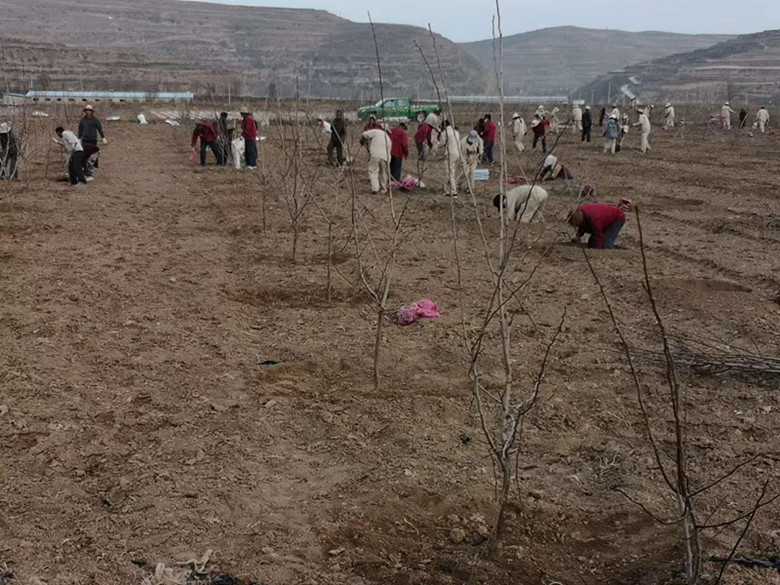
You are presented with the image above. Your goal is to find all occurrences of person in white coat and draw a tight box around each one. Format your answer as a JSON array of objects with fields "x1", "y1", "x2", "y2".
[
  {"x1": 722, "y1": 102, "x2": 736, "y2": 130},
  {"x1": 436, "y1": 120, "x2": 461, "y2": 196},
  {"x1": 361, "y1": 126, "x2": 391, "y2": 194},
  {"x1": 610, "y1": 104, "x2": 620, "y2": 120},
  {"x1": 572, "y1": 104, "x2": 583, "y2": 132},
  {"x1": 493, "y1": 185, "x2": 549, "y2": 222},
  {"x1": 756, "y1": 106, "x2": 770, "y2": 133},
  {"x1": 662, "y1": 103, "x2": 675, "y2": 130},
  {"x1": 549, "y1": 107, "x2": 561, "y2": 134},
  {"x1": 633, "y1": 108, "x2": 651, "y2": 153},
  {"x1": 54, "y1": 126, "x2": 88, "y2": 185},
  {"x1": 459, "y1": 130, "x2": 483, "y2": 191},
  {"x1": 511, "y1": 113, "x2": 526, "y2": 153}
]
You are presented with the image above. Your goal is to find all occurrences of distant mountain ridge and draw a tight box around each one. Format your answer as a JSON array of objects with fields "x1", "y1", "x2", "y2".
[
  {"x1": 460, "y1": 26, "x2": 734, "y2": 96},
  {"x1": 0, "y1": 0, "x2": 488, "y2": 99},
  {"x1": 576, "y1": 29, "x2": 780, "y2": 104}
]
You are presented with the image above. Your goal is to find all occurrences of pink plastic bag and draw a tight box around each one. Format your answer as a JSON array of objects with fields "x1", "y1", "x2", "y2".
[
  {"x1": 189, "y1": 150, "x2": 198, "y2": 164},
  {"x1": 397, "y1": 299, "x2": 441, "y2": 326}
]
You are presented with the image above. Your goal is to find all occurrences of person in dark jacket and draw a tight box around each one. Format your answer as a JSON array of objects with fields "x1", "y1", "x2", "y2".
[
  {"x1": 569, "y1": 203, "x2": 626, "y2": 249},
  {"x1": 581, "y1": 106, "x2": 593, "y2": 143},
  {"x1": 389, "y1": 122, "x2": 409, "y2": 182},
  {"x1": 216, "y1": 112, "x2": 233, "y2": 160},
  {"x1": 192, "y1": 122, "x2": 223, "y2": 167},
  {"x1": 739, "y1": 108, "x2": 748, "y2": 129},
  {"x1": 78, "y1": 105, "x2": 106, "y2": 171},
  {"x1": 531, "y1": 114, "x2": 549, "y2": 153},
  {"x1": 0, "y1": 122, "x2": 19, "y2": 180},
  {"x1": 327, "y1": 110, "x2": 347, "y2": 166},
  {"x1": 599, "y1": 107, "x2": 607, "y2": 127}
]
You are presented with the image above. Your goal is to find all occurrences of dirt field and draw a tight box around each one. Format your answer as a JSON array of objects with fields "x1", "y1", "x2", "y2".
[{"x1": 1, "y1": 107, "x2": 779, "y2": 585}]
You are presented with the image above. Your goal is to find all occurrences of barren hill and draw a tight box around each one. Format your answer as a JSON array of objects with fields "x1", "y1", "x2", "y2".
[
  {"x1": 460, "y1": 26, "x2": 733, "y2": 96},
  {"x1": 576, "y1": 29, "x2": 780, "y2": 104},
  {"x1": 0, "y1": 0, "x2": 488, "y2": 99}
]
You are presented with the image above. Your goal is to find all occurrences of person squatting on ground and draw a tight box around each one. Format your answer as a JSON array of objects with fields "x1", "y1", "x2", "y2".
[
  {"x1": 78, "y1": 105, "x2": 106, "y2": 174},
  {"x1": 328, "y1": 110, "x2": 347, "y2": 167},
  {"x1": 531, "y1": 114, "x2": 549, "y2": 153},
  {"x1": 361, "y1": 124, "x2": 391, "y2": 194},
  {"x1": 663, "y1": 103, "x2": 675, "y2": 130},
  {"x1": 603, "y1": 115, "x2": 620, "y2": 154},
  {"x1": 459, "y1": 130, "x2": 483, "y2": 191},
  {"x1": 55, "y1": 126, "x2": 87, "y2": 185},
  {"x1": 192, "y1": 122, "x2": 223, "y2": 167},
  {"x1": 633, "y1": 108, "x2": 651, "y2": 154},
  {"x1": 722, "y1": 102, "x2": 736, "y2": 130},
  {"x1": 493, "y1": 185, "x2": 549, "y2": 222},
  {"x1": 241, "y1": 107, "x2": 258, "y2": 169},
  {"x1": 569, "y1": 203, "x2": 626, "y2": 249},
  {"x1": 481, "y1": 114, "x2": 497, "y2": 164},
  {"x1": 437, "y1": 120, "x2": 461, "y2": 197},
  {"x1": 581, "y1": 106, "x2": 593, "y2": 143},
  {"x1": 0, "y1": 122, "x2": 19, "y2": 180},
  {"x1": 415, "y1": 121, "x2": 433, "y2": 160},
  {"x1": 511, "y1": 113, "x2": 526, "y2": 153},
  {"x1": 389, "y1": 123, "x2": 409, "y2": 182},
  {"x1": 756, "y1": 106, "x2": 770, "y2": 133},
  {"x1": 540, "y1": 154, "x2": 573, "y2": 181}
]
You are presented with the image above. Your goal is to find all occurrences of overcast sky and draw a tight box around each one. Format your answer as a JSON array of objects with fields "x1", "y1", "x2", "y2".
[{"x1": 194, "y1": 0, "x2": 772, "y2": 42}]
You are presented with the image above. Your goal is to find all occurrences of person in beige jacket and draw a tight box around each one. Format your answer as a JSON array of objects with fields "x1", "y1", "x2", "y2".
[
  {"x1": 459, "y1": 130, "x2": 483, "y2": 191},
  {"x1": 756, "y1": 106, "x2": 770, "y2": 133},
  {"x1": 633, "y1": 108, "x2": 651, "y2": 154},
  {"x1": 721, "y1": 102, "x2": 736, "y2": 130},
  {"x1": 511, "y1": 113, "x2": 526, "y2": 153},
  {"x1": 361, "y1": 126, "x2": 391, "y2": 193},
  {"x1": 436, "y1": 120, "x2": 461, "y2": 196}
]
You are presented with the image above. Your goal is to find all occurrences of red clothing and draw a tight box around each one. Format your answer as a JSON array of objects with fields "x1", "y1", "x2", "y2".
[
  {"x1": 532, "y1": 119, "x2": 550, "y2": 138},
  {"x1": 242, "y1": 115, "x2": 258, "y2": 141},
  {"x1": 484, "y1": 120, "x2": 498, "y2": 142},
  {"x1": 192, "y1": 123, "x2": 218, "y2": 147},
  {"x1": 390, "y1": 127, "x2": 409, "y2": 158},
  {"x1": 578, "y1": 204, "x2": 626, "y2": 249},
  {"x1": 415, "y1": 123, "x2": 433, "y2": 147}
]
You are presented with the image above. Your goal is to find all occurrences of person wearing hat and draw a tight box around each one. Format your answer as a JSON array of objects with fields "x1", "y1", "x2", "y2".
[
  {"x1": 662, "y1": 103, "x2": 675, "y2": 130},
  {"x1": 581, "y1": 106, "x2": 593, "y2": 143},
  {"x1": 361, "y1": 124, "x2": 391, "y2": 194},
  {"x1": 78, "y1": 105, "x2": 106, "y2": 173},
  {"x1": 389, "y1": 122, "x2": 409, "y2": 182},
  {"x1": 633, "y1": 108, "x2": 651, "y2": 154},
  {"x1": 609, "y1": 104, "x2": 620, "y2": 120},
  {"x1": 530, "y1": 114, "x2": 549, "y2": 153},
  {"x1": 721, "y1": 102, "x2": 736, "y2": 130},
  {"x1": 459, "y1": 129, "x2": 483, "y2": 191},
  {"x1": 240, "y1": 106, "x2": 258, "y2": 169},
  {"x1": 511, "y1": 113, "x2": 526, "y2": 153},
  {"x1": 0, "y1": 122, "x2": 20, "y2": 180},
  {"x1": 603, "y1": 114, "x2": 620, "y2": 155}
]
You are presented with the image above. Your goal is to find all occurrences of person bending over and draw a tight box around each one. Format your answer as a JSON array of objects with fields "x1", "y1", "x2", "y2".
[{"x1": 569, "y1": 203, "x2": 626, "y2": 249}]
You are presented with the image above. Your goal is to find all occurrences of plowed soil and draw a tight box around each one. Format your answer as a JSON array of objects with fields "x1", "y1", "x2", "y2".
[{"x1": 1, "y1": 110, "x2": 779, "y2": 585}]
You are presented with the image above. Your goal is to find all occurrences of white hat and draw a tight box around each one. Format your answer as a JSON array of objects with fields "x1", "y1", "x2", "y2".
[
  {"x1": 725, "y1": 101, "x2": 730, "y2": 105},
  {"x1": 512, "y1": 112, "x2": 520, "y2": 119},
  {"x1": 467, "y1": 130, "x2": 479, "y2": 144},
  {"x1": 665, "y1": 102, "x2": 671, "y2": 107},
  {"x1": 585, "y1": 105, "x2": 591, "y2": 110},
  {"x1": 609, "y1": 114, "x2": 617, "y2": 119},
  {"x1": 84, "y1": 104, "x2": 94, "y2": 111},
  {"x1": 0, "y1": 122, "x2": 9, "y2": 133},
  {"x1": 637, "y1": 108, "x2": 644, "y2": 114}
]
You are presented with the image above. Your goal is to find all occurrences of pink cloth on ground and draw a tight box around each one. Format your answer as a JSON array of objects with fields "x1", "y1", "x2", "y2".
[{"x1": 397, "y1": 299, "x2": 441, "y2": 326}]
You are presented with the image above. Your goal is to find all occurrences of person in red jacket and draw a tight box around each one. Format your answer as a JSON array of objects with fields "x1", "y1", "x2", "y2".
[
  {"x1": 569, "y1": 203, "x2": 626, "y2": 249},
  {"x1": 482, "y1": 113, "x2": 498, "y2": 164},
  {"x1": 240, "y1": 106, "x2": 258, "y2": 169},
  {"x1": 389, "y1": 123, "x2": 409, "y2": 182},
  {"x1": 192, "y1": 122, "x2": 223, "y2": 167},
  {"x1": 414, "y1": 122, "x2": 433, "y2": 160},
  {"x1": 531, "y1": 114, "x2": 550, "y2": 153}
]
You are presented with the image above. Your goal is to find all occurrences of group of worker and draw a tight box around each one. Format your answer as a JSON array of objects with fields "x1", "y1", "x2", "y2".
[
  {"x1": 191, "y1": 107, "x2": 258, "y2": 170},
  {"x1": 52, "y1": 105, "x2": 107, "y2": 186}
]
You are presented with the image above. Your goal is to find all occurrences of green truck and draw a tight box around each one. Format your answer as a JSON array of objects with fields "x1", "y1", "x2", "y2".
[{"x1": 357, "y1": 97, "x2": 439, "y2": 123}]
